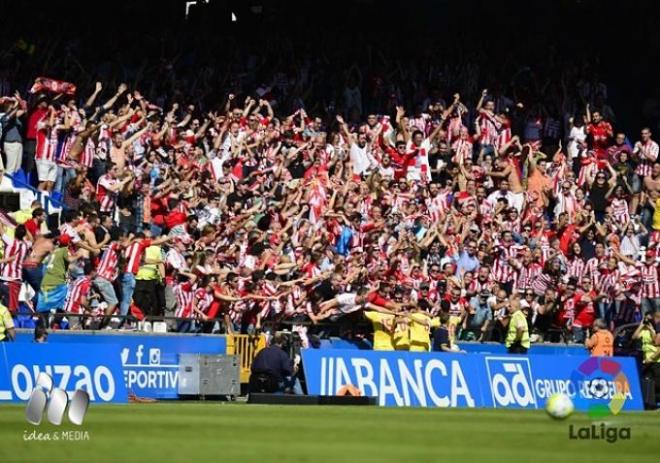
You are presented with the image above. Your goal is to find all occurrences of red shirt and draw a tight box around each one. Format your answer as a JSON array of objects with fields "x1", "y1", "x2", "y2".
[
  {"x1": 366, "y1": 291, "x2": 392, "y2": 308},
  {"x1": 557, "y1": 224, "x2": 577, "y2": 255},
  {"x1": 573, "y1": 290, "x2": 596, "y2": 329},
  {"x1": 24, "y1": 218, "x2": 39, "y2": 238},
  {"x1": 587, "y1": 121, "x2": 613, "y2": 157},
  {"x1": 26, "y1": 108, "x2": 48, "y2": 140},
  {"x1": 164, "y1": 210, "x2": 187, "y2": 230},
  {"x1": 123, "y1": 239, "x2": 152, "y2": 275}
]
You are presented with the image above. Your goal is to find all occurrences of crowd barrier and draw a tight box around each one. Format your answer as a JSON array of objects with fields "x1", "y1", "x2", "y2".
[
  {"x1": 5, "y1": 331, "x2": 630, "y2": 408},
  {"x1": 301, "y1": 349, "x2": 644, "y2": 411},
  {"x1": 226, "y1": 334, "x2": 268, "y2": 383},
  {"x1": 0, "y1": 343, "x2": 128, "y2": 403},
  {"x1": 320, "y1": 337, "x2": 589, "y2": 355},
  {"x1": 6, "y1": 331, "x2": 266, "y2": 400}
]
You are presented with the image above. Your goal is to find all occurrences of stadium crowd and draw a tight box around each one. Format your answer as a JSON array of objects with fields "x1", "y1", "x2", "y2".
[
  {"x1": 0, "y1": 2, "x2": 658, "y2": 362},
  {"x1": 0, "y1": 72, "x2": 658, "y2": 353}
]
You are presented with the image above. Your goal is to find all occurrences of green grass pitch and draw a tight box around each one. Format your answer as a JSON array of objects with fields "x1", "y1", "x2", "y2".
[{"x1": 0, "y1": 403, "x2": 658, "y2": 463}]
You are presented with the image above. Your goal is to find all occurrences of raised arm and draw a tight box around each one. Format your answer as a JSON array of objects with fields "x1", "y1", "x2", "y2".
[
  {"x1": 176, "y1": 105, "x2": 194, "y2": 129},
  {"x1": 242, "y1": 97, "x2": 255, "y2": 118},
  {"x1": 84, "y1": 82, "x2": 103, "y2": 109},
  {"x1": 585, "y1": 103, "x2": 592, "y2": 125},
  {"x1": 260, "y1": 99, "x2": 274, "y2": 119},
  {"x1": 224, "y1": 94, "x2": 235, "y2": 116},
  {"x1": 336, "y1": 115, "x2": 353, "y2": 146},
  {"x1": 108, "y1": 108, "x2": 135, "y2": 130},
  {"x1": 476, "y1": 88, "x2": 488, "y2": 111},
  {"x1": 102, "y1": 83, "x2": 128, "y2": 111},
  {"x1": 122, "y1": 120, "x2": 149, "y2": 148}
]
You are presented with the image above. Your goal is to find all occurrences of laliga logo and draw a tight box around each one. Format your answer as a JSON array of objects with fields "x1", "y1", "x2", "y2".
[
  {"x1": 25, "y1": 372, "x2": 90, "y2": 426},
  {"x1": 486, "y1": 358, "x2": 537, "y2": 408},
  {"x1": 568, "y1": 357, "x2": 632, "y2": 443},
  {"x1": 570, "y1": 357, "x2": 630, "y2": 419}
]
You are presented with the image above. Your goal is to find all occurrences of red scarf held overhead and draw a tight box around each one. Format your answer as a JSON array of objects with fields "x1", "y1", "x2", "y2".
[{"x1": 30, "y1": 77, "x2": 77, "y2": 95}]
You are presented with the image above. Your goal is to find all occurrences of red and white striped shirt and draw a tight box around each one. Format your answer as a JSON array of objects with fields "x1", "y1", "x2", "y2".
[
  {"x1": 195, "y1": 288, "x2": 214, "y2": 315},
  {"x1": 477, "y1": 111, "x2": 501, "y2": 146},
  {"x1": 97, "y1": 243, "x2": 120, "y2": 282},
  {"x1": 426, "y1": 194, "x2": 449, "y2": 224},
  {"x1": 610, "y1": 198, "x2": 630, "y2": 224},
  {"x1": 495, "y1": 125, "x2": 512, "y2": 152},
  {"x1": 585, "y1": 256, "x2": 606, "y2": 286},
  {"x1": 531, "y1": 272, "x2": 555, "y2": 296},
  {"x1": 123, "y1": 239, "x2": 152, "y2": 275},
  {"x1": 468, "y1": 277, "x2": 494, "y2": 295},
  {"x1": 634, "y1": 140, "x2": 659, "y2": 177},
  {"x1": 174, "y1": 282, "x2": 194, "y2": 318},
  {"x1": 490, "y1": 243, "x2": 520, "y2": 283},
  {"x1": 514, "y1": 262, "x2": 542, "y2": 291},
  {"x1": 451, "y1": 138, "x2": 473, "y2": 163},
  {"x1": 63, "y1": 276, "x2": 92, "y2": 314},
  {"x1": 1, "y1": 236, "x2": 30, "y2": 281},
  {"x1": 597, "y1": 269, "x2": 620, "y2": 301},
  {"x1": 258, "y1": 281, "x2": 280, "y2": 319},
  {"x1": 566, "y1": 256, "x2": 587, "y2": 281},
  {"x1": 80, "y1": 138, "x2": 95, "y2": 168},
  {"x1": 96, "y1": 174, "x2": 119, "y2": 213},
  {"x1": 56, "y1": 133, "x2": 75, "y2": 167},
  {"x1": 639, "y1": 263, "x2": 660, "y2": 299},
  {"x1": 35, "y1": 119, "x2": 58, "y2": 162}
]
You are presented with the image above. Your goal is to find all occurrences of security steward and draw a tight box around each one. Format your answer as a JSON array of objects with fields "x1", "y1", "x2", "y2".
[{"x1": 0, "y1": 303, "x2": 16, "y2": 342}]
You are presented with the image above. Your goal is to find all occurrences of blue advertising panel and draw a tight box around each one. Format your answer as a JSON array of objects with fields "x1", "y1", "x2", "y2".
[
  {"x1": 14, "y1": 332, "x2": 226, "y2": 399},
  {"x1": 457, "y1": 342, "x2": 588, "y2": 356},
  {"x1": 319, "y1": 337, "x2": 589, "y2": 356},
  {"x1": 0, "y1": 343, "x2": 128, "y2": 403},
  {"x1": 302, "y1": 349, "x2": 644, "y2": 411}
]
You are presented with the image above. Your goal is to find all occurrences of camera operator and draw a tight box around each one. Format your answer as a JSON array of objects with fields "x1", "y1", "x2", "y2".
[{"x1": 249, "y1": 332, "x2": 302, "y2": 394}]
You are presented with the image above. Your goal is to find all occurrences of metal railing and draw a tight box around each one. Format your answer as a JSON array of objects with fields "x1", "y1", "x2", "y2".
[{"x1": 225, "y1": 334, "x2": 268, "y2": 383}]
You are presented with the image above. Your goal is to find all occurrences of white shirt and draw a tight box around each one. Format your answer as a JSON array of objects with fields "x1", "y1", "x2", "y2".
[
  {"x1": 405, "y1": 139, "x2": 432, "y2": 181},
  {"x1": 487, "y1": 190, "x2": 516, "y2": 208},
  {"x1": 349, "y1": 143, "x2": 376, "y2": 176},
  {"x1": 336, "y1": 293, "x2": 361, "y2": 314},
  {"x1": 568, "y1": 126, "x2": 587, "y2": 159},
  {"x1": 166, "y1": 249, "x2": 188, "y2": 271}
]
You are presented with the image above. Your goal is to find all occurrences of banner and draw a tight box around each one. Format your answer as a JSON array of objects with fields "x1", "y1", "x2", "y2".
[
  {"x1": 320, "y1": 337, "x2": 588, "y2": 355},
  {"x1": 14, "y1": 332, "x2": 226, "y2": 399},
  {"x1": 302, "y1": 349, "x2": 644, "y2": 411},
  {"x1": 0, "y1": 343, "x2": 128, "y2": 403},
  {"x1": 29, "y1": 77, "x2": 77, "y2": 95},
  {"x1": 457, "y1": 342, "x2": 587, "y2": 356}
]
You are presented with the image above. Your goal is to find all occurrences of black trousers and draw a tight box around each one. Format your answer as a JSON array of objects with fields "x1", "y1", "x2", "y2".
[
  {"x1": 249, "y1": 372, "x2": 280, "y2": 394},
  {"x1": 133, "y1": 280, "x2": 163, "y2": 317},
  {"x1": 507, "y1": 342, "x2": 529, "y2": 354},
  {"x1": 23, "y1": 139, "x2": 36, "y2": 180}
]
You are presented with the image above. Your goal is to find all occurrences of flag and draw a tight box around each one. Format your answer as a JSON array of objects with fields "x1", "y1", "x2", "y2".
[
  {"x1": 30, "y1": 77, "x2": 77, "y2": 95},
  {"x1": 308, "y1": 180, "x2": 327, "y2": 225}
]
